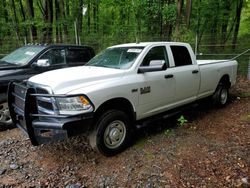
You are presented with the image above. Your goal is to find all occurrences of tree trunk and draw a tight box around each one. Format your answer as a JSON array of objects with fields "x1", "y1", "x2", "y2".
[
  {"x1": 162, "y1": 0, "x2": 175, "y2": 41},
  {"x1": 59, "y1": 0, "x2": 68, "y2": 42},
  {"x1": 78, "y1": 0, "x2": 83, "y2": 39},
  {"x1": 55, "y1": 0, "x2": 61, "y2": 42},
  {"x1": 19, "y1": 0, "x2": 28, "y2": 41},
  {"x1": 185, "y1": 0, "x2": 192, "y2": 28},
  {"x1": 94, "y1": 1, "x2": 99, "y2": 33},
  {"x1": 209, "y1": 1, "x2": 219, "y2": 52},
  {"x1": 220, "y1": 0, "x2": 232, "y2": 47},
  {"x1": 87, "y1": 2, "x2": 91, "y2": 34},
  {"x1": 175, "y1": 0, "x2": 184, "y2": 35},
  {"x1": 26, "y1": 0, "x2": 37, "y2": 42},
  {"x1": 232, "y1": 0, "x2": 243, "y2": 49},
  {"x1": 2, "y1": 0, "x2": 9, "y2": 22},
  {"x1": 11, "y1": 0, "x2": 21, "y2": 45},
  {"x1": 41, "y1": 0, "x2": 53, "y2": 43}
]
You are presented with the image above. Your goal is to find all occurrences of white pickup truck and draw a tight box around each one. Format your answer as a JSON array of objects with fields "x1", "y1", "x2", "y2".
[{"x1": 8, "y1": 42, "x2": 237, "y2": 156}]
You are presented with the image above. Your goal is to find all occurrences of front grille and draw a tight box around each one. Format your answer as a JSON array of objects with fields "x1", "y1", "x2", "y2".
[{"x1": 11, "y1": 84, "x2": 27, "y2": 115}]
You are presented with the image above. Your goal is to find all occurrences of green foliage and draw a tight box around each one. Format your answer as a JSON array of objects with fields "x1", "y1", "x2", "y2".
[
  {"x1": 163, "y1": 3, "x2": 177, "y2": 24},
  {"x1": 164, "y1": 129, "x2": 174, "y2": 137},
  {"x1": 0, "y1": 0, "x2": 249, "y2": 76},
  {"x1": 177, "y1": 115, "x2": 188, "y2": 127}
]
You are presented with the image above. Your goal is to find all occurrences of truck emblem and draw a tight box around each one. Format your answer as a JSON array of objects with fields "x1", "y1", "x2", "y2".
[
  {"x1": 131, "y1": 89, "x2": 138, "y2": 93},
  {"x1": 140, "y1": 86, "x2": 151, "y2": 94}
]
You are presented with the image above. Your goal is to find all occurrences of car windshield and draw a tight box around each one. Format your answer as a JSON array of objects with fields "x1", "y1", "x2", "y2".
[
  {"x1": 0, "y1": 46, "x2": 45, "y2": 66},
  {"x1": 86, "y1": 47, "x2": 144, "y2": 69}
]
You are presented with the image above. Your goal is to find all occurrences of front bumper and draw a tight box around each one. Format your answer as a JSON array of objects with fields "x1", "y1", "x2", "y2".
[{"x1": 8, "y1": 82, "x2": 94, "y2": 145}]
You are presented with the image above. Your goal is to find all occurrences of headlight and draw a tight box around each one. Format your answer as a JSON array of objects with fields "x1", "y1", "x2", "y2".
[{"x1": 56, "y1": 95, "x2": 93, "y2": 115}]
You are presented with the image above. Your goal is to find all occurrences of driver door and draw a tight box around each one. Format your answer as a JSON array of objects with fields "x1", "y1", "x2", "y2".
[
  {"x1": 137, "y1": 46, "x2": 176, "y2": 119},
  {"x1": 32, "y1": 47, "x2": 67, "y2": 74}
]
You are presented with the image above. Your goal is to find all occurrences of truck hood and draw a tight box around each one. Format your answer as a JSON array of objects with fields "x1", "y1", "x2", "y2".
[
  {"x1": 28, "y1": 66, "x2": 125, "y2": 93},
  {"x1": 0, "y1": 68, "x2": 30, "y2": 86}
]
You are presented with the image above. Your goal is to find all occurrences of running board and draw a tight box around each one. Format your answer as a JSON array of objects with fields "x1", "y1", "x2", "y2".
[{"x1": 135, "y1": 103, "x2": 198, "y2": 129}]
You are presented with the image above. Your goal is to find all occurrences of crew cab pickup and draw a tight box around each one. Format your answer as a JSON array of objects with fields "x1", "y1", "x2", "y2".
[
  {"x1": 0, "y1": 44, "x2": 95, "y2": 126},
  {"x1": 8, "y1": 42, "x2": 237, "y2": 156}
]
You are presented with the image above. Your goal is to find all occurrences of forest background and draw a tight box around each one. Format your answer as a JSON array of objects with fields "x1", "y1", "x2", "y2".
[{"x1": 0, "y1": 0, "x2": 249, "y2": 76}]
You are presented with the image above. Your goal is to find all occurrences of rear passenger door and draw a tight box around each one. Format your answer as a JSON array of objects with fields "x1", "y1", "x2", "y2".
[{"x1": 169, "y1": 45, "x2": 200, "y2": 104}]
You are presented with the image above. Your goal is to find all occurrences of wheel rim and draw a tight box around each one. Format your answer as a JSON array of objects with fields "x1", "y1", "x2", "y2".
[
  {"x1": 104, "y1": 120, "x2": 126, "y2": 149},
  {"x1": 0, "y1": 102, "x2": 12, "y2": 125},
  {"x1": 220, "y1": 88, "x2": 228, "y2": 105}
]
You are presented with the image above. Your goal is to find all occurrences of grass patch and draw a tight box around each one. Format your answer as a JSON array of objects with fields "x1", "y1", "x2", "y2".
[
  {"x1": 239, "y1": 92, "x2": 250, "y2": 98},
  {"x1": 134, "y1": 138, "x2": 146, "y2": 148},
  {"x1": 241, "y1": 114, "x2": 250, "y2": 122},
  {"x1": 164, "y1": 129, "x2": 175, "y2": 137},
  {"x1": 145, "y1": 151, "x2": 155, "y2": 160}
]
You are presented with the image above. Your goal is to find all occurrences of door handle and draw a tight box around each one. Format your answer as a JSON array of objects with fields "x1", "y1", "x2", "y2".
[
  {"x1": 165, "y1": 74, "x2": 174, "y2": 79},
  {"x1": 192, "y1": 70, "x2": 199, "y2": 74}
]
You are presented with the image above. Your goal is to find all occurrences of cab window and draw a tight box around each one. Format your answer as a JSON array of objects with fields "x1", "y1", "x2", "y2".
[
  {"x1": 170, "y1": 46, "x2": 192, "y2": 67},
  {"x1": 38, "y1": 49, "x2": 66, "y2": 65},
  {"x1": 66, "y1": 48, "x2": 92, "y2": 64},
  {"x1": 141, "y1": 46, "x2": 168, "y2": 68}
]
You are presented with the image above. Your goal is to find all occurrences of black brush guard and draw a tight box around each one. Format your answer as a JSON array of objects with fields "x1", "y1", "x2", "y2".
[{"x1": 8, "y1": 82, "x2": 93, "y2": 145}]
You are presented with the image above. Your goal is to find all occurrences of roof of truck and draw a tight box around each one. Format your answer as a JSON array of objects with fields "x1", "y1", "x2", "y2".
[
  {"x1": 111, "y1": 42, "x2": 189, "y2": 48},
  {"x1": 25, "y1": 43, "x2": 93, "y2": 49}
]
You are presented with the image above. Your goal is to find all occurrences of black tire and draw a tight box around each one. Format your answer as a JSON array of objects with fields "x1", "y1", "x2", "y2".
[
  {"x1": 0, "y1": 101, "x2": 12, "y2": 126},
  {"x1": 212, "y1": 83, "x2": 229, "y2": 107},
  {"x1": 88, "y1": 110, "x2": 132, "y2": 156}
]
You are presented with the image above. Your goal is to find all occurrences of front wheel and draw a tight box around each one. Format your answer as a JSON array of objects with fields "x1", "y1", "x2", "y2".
[
  {"x1": 89, "y1": 110, "x2": 132, "y2": 156},
  {"x1": 212, "y1": 83, "x2": 229, "y2": 107}
]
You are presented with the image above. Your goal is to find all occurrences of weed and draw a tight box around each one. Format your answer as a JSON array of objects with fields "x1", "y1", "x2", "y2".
[
  {"x1": 164, "y1": 129, "x2": 174, "y2": 137},
  {"x1": 177, "y1": 115, "x2": 188, "y2": 126}
]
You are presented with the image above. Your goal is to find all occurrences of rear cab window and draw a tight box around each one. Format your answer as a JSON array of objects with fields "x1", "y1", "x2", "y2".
[{"x1": 170, "y1": 46, "x2": 192, "y2": 67}]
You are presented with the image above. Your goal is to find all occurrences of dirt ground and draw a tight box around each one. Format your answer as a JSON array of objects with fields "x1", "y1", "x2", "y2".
[{"x1": 0, "y1": 77, "x2": 249, "y2": 187}]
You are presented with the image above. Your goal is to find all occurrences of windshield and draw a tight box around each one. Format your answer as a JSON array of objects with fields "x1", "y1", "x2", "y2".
[
  {"x1": 0, "y1": 46, "x2": 45, "y2": 66},
  {"x1": 86, "y1": 47, "x2": 144, "y2": 69}
]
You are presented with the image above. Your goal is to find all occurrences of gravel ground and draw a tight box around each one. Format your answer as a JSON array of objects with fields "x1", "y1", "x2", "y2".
[{"x1": 0, "y1": 77, "x2": 249, "y2": 187}]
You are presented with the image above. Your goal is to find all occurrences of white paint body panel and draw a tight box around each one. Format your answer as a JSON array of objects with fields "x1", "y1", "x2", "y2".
[{"x1": 28, "y1": 42, "x2": 238, "y2": 120}]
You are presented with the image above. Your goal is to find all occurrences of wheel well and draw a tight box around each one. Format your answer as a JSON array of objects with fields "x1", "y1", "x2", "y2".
[
  {"x1": 94, "y1": 98, "x2": 136, "y2": 122},
  {"x1": 219, "y1": 74, "x2": 231, "y2": 88}
]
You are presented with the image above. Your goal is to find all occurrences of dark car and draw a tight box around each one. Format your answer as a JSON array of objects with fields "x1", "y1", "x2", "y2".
[{"x1": 0, "y1": 44, "x2": 95, "y2": 126}]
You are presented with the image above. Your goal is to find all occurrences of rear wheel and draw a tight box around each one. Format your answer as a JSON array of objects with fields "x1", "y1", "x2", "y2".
[
  {"x1": 89, "y1": 110, "x2": 132, "y2": 156},
  {"x1": 212, "y1": 83, "x2": 229, "y2": 107}
]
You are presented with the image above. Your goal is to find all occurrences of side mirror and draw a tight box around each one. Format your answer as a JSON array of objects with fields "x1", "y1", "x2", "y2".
[
  {"x1": 36, "y1": 59, "x2": 50, "y2": 67},
  {"x1": 138, "y1": 60, "x2": 165, "y2": 73}
]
